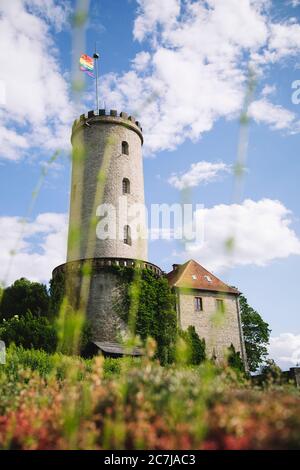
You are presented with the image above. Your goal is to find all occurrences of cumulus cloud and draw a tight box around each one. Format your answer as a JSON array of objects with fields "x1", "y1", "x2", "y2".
[
  {"x1": 24, "y1": 0, "x2": 71, "y2": 31},
  {"x1": 0, "y1": 213, "x2": 68, "y2": 285},
  {"x1": 261, "y1": 84, "x2": 276, "y2": 96},
  {"x1": 249, "y1": 99, "x2": 296, "y2": 130},
  {"x1": 168, "y1": 161, "x2": 231, "y2": 190},
  {"x1": 268, "y1": 22, "x2": 300, "y2": 60},
  {"x1": 0, "y1": 0, "x2": 73, "y2": 161},
  {"x1": 101, "y1": 0, "x2": 300, "y2": 155},
  {"x1": 133, "y1": 0, "x2": 181, "y2": 42},
  {"x1": 178, "y1": 198, "x2": 300, "y2": 272},
  {"x1": 269, "y1": 333, "x2": 300, "y2": 369},
  {"x1": 132, "y1": 51, "x2": 152, "y2": 72}
]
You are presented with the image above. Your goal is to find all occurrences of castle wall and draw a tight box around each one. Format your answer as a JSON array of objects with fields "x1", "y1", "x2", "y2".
[
  {"x1": 63, "y1": 266, "x2": 125, "y2": 342},
  {"x1": 87, "y1": 269, "x2": 125, "y2": 342},
  {"x1": 53, "y1": 258, "x2": 162, "y2": 344},
  {"x1": 177, "y1": 289, "x2": 244, "y2": 362}
]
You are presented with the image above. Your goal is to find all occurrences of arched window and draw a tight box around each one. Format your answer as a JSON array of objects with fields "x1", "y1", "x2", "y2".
[
  {"x1": 122, "y1": 178, "x2": 130, "y2": 194},
  {"x1": 124, "y1": 225, "x2": 131, "y2": 246},
  {"x1": 122, "y1": 141, "x2": 129, "y2": 155}
]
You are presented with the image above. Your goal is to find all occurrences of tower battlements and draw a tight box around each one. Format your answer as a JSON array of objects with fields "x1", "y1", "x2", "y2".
[{"x1": 71, "y1": 109, "x2": 143, "y2": 144}]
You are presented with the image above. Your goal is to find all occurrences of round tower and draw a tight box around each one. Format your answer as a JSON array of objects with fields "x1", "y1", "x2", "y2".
[
  {"x1": 53, "y1": 109, "x2": 161, "y2": 348},
  {"x1": 68, "y1": 109, "x2": 148, "y2": 262}
]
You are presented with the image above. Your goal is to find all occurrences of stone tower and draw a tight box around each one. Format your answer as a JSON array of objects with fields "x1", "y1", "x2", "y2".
[
  {"x1": 68, "y1": 109, "x2": 148, "y2": 263},
  {"x1": 53, "y1": 110, "x2": 161, "y2": 349}
]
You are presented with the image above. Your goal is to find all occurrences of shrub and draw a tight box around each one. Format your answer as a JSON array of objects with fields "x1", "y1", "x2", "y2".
[
  {"x1": 0, "y1": 312, "x2": 57, "y2": 353},
  {"x1": 179, "y1": 326, "x2": 206, "y2": 365},
  {"x1": 0, "y1": 278, "x2": 50, "y2": 320},
  {"x1": 79, "y1": 320, "x2": 93, "y2": 356},
  {"x1": 0, "y1": 349, "x2": 300, "y2": 450},
  {"x1": 115, "y1": 267, "x2": 178, "y2": 365},
  {"x1": 227, "y1": 343, "x2": 245, "y2": 373},
  {"x1": 260, "y1": 359, "x2": 282, "y2": 385},
  {"x1": 102, "y1": 357, "x2": 141, "y2": 378}
]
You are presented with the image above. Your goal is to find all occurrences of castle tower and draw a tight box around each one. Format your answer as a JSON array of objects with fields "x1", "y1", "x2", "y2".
[
  {"x1": 68, "y1": 109, "x2": 148, "y2": 262},
  {"x1": 53, "y1": 110, "x2": 161, "y2": 349}
]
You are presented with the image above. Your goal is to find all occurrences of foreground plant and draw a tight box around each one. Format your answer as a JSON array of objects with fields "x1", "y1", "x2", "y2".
[{"x1": 0, "y1": 346, "x2": 299, "y2": 450}]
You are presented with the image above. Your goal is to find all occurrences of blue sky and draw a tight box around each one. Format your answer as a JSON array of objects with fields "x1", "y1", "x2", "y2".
[{"x1": 0, "y1": 0, "x2": 300, "y2": 367}]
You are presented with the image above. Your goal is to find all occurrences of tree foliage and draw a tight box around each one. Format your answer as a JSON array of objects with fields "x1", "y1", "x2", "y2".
[
  {"x1": 240, "y1": 294, "x2": 271, "y2": 372},
  {"x1": 0, "y1": 278, "x2": 50, "y2": 320},
  {"x1": 0, "y1": 312, "x2": 57, "y2": 353},
  {"x1": 260, "y1": 359, "x2": 282, "y2": 385},
  {"x1": 227, "y1": 343, "x2": 245, "y2": 373},
  {"x1": 49, "y1": 270, "x2": 65, "y2": 318},
  {"x1": 179, "y1": 326, "x2": 206, "y2": 365},
  {"x1": 116, "y1": 267, "x2": 178, "y2": 365}
]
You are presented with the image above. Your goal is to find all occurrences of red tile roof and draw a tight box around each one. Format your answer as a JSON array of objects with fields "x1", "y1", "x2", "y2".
[{"x1": 166, "y1": 260, "x2": 239, "y2": 295}]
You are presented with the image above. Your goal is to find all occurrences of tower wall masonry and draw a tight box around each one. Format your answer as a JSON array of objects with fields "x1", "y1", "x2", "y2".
[
  {"x1": 67, "y1": 110, "x2": 148, "y2": 263},
  {"x1": 54, "y1": 110, "x2": 149, "y2": 345}
]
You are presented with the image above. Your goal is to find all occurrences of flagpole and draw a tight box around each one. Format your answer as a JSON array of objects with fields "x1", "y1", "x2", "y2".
[{"x1": 93, "y1": 44, "x2": 99, "y2": 112}]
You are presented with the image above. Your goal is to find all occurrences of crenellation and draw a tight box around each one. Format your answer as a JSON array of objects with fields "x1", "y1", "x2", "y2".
[{"x1": 71, "y1": 109, "x2": 143, "y2": 144}]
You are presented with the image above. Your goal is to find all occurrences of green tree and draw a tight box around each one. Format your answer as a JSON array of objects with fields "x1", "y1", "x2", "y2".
[
  {"x1": 227, "y1": 343, "x2": 245, "y2": 373},
  {"x1": 260, "y1": 359, "x2": 282, "y2": 384},
  {"x1": 49, "y1": 270, "x2": 65, "y2": 317},
  {"x1": 0, "y1": 278, "x2": 50, "y2": 320},
  {"x1": 116, "y1": 268, "x2": 178, "y2": 365},
  {"x1": 240, "y1": 294, "x2": 271, "y2": 372},
  {"x1": 179, "y1": 326, "x2": 206, "y2": 365},
  {"x1": 0, "y1": 312, "x2": 57, "y2": 352}
]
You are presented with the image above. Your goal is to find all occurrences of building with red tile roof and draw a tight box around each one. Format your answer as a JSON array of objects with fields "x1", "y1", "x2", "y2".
[{"x1": 166, "y1": 260, "x2": 247, "y2": 367}]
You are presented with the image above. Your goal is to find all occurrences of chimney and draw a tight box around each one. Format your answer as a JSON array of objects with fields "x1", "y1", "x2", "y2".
[{"x1": 172, "y1": 264, "x2": 180, "y2": 271}]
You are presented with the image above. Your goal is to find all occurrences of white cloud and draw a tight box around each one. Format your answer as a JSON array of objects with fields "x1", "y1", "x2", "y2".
[
  {"x1": 132, "y1": 51, "x2": 152, "y2": 72},
  {"x1": 261, "y1": 84, "x2": 276, "y2": 96},
  {"x1": 168, "y1": 161, "x2": 231, "y2": 190},
  {"x1": 268, "y1": 22, "x2": 300, "y2": 60},
  {"x1": 0, "y1": 0, "x2": 73, "y2": 161},
  {"x1": 102, "y1": 0, "x2": 300, "y2": 155},
  {"x1": 133, "y1": 0, "x2": 181, "y2": 42},
  {"x1": 0, "y1": 213, "x2": 68, "y2": 285},
  {"x1": 249, "y1": 99, "x2": 296, "y2": 130},
  {"x1": 24, "y1": 0, "x2": 71, "y2": 31},
  {"x1": 179, "y1": 198, "x2": 300, "y2": 272},
  {"x1": 0, "y1": 80, "x2": 6, "y2": 105},
  {"x1": 269, "y1": 333, "x2": 300, "y2": 369},
  {"x1": 0, "y1": 127, "x2": 30, "y2": 160}
]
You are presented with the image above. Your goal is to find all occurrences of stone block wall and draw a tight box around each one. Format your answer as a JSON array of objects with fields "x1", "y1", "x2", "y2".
[
  {"x1": 177, "y1": 288, "x2": 244, "y2": 361},
  {"x1": 52, "y1": 258, "x2": 162, "y2": 343}
]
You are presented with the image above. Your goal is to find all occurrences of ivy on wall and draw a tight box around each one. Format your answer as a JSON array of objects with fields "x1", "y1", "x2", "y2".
[
  {"x1": 114, "y1": 267, "x2": 178, "y2": 365},
  {"x1": 49, "y1": 265, "x2": 211, "y2": 366},
  {"x1": 50, "y1": 266, "x2": 178, "y2": 364}
]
